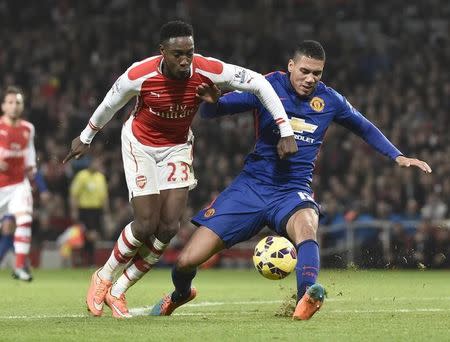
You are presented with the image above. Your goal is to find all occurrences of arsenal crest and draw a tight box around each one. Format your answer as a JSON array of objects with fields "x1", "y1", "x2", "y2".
[{"x1": 135, "y1": 175, "x2": 147, "y2": 189}]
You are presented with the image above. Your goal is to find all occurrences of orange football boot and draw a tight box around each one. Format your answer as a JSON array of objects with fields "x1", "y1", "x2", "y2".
[
  {"x1": 150, "y1": 288, "x2": 197, "y2": 316},
  {"x1": 86, "y1": 268, "x2": 112, "y2": 316},
  {"x1": 293, "y1": 283, "x2": 325, "y2": 320},
  {"x1": 105, "y1": 289, "x2": 132, "y2": 318}
]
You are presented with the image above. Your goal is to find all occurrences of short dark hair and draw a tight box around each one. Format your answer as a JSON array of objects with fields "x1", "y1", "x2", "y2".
[
  {"x1": 294, "y1": 40, "x2": 326, "y2": 61},
  {"x1": 159, "y1": 20, "x2": 194, "y2": 44},
  {"x1": 2, "y1": 86, "x2": 24, "y2": 102}
]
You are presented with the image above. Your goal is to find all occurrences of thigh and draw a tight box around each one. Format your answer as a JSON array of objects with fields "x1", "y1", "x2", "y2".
[
  {"x1": 159, "y1": 187, "x2": 189, "y2": 224},
  {"x1": 268, "y1": 190, "x2": 320, "y2": 238},
  {"x1": 8, "y1": 180, "x2": 33, "y2": 217},
  {"x1": 155, "y1": 187, "x2": 189, "y2": 242},
  {"x1": 121, "y1": 128, "x2": 159, "y2": 200},
  {"x1": 0, "y1": 186, "x2": 13, "y2": 219},
  {"x1": 285, "y1": 207, "x2": 319, "y2": 244},
  {"x1": 192, "y1": 175, "x2": 266, "y2": 248}
]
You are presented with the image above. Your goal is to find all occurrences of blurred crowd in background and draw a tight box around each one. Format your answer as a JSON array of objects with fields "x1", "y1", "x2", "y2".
[{"x1": 0, "y1": 0, "x2": 448, "y2": 268}]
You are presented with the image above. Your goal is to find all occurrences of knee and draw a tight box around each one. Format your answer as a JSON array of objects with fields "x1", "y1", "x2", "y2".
[
  {"x1": 1, "y1": 219, "x2": 15, "y2": 235},
  {"x1": 301, "y1": 220, "x2": 318, "y2": 239},
  {"x1": 288, "y1": 212, "x2": 319, "y2": 244},
  {"x1": 132, "y1": 213, "x2": 159, "y2": 241},
  {"x1": 156, "y1": 220, "x2": 180, "y2": 244},
  {"x1": 176, "y1": 251, "x2": 196, "y2": 272}
]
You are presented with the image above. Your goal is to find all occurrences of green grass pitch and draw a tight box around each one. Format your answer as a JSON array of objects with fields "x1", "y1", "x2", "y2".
[{"x1": 0, "y1": 268, "x2": 448, "y2": 341}]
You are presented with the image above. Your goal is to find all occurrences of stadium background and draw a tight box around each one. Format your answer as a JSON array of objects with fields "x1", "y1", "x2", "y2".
[{"x1": 1, "y1": 0, "x2": 448, "y2": 270}]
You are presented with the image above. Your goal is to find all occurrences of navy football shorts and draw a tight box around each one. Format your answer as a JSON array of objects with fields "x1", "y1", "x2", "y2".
[{"x1": 191, "y1": 172, "x2": 319, "y2": 248}]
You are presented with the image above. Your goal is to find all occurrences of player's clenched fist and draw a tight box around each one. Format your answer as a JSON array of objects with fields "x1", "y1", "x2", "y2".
[
  {"x1": 63, "y1": 136, "x2": 90, "y2": 164},
  {"x1": 277, "y1": 135, "x2": 298, "y2": 159}
]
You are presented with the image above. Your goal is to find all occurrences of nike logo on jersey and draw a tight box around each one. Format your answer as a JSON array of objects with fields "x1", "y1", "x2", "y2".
[{"x1": 150, "y1": 91, "x2": 161, "y2": 97}]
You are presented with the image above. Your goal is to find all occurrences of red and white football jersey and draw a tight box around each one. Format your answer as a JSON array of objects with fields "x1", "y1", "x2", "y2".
[
  {"x1": 0, "y1": 117, "x2": 36, "y2": 187},
  {"x1": 80, "y1": 54, "x2": 293, "y2": 147}
]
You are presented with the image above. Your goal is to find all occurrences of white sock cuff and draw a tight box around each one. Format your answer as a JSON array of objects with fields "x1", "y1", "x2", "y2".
[
  {"x1": 15, "y1": 226, "x2": 32, "y2": 237},
  {"x1": 15, "y1": 215, "x2": 32, "y2": 226},
  {"x1": 124, "y1": 223, "x2": 142, "y2": 247},
  {"x1": 14, "y1": 242, "x2": 31, "y2": 254},
  {"x1": 150, "y1": 235, "x2": 168, "y2": 251}
]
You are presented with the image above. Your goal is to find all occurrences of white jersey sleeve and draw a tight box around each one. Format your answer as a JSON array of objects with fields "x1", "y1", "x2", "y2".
[
  {"x1": 79, "y1": 66, "x2": 142, "y2": 144},
  {"x1": 25, "y1": 123, "x2": 36, "y2": 169},
  {"x1": 198, "y1": 59, "x2": 294, "y2": 137}
]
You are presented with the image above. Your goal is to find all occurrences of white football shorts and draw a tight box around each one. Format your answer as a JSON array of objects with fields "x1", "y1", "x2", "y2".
[
  {"x1": 0, "y1": 179, "x2": 33, "y2": 219},
  {"x1": 121, "y1": 117, "x2": 197, "y2": 200}
]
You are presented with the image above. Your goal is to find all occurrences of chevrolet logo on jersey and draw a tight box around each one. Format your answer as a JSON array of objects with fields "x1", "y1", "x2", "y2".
[{"x1": 289, "y1": 117, "x2": 318, "y2": 134}]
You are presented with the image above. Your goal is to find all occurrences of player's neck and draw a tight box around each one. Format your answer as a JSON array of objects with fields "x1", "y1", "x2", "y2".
[
  {"x1": 161, "y1": 61, "x2": 174, "y2": 79},
  {"x1": 2, "y1": 115, "x2": 20, "y2": 126}
]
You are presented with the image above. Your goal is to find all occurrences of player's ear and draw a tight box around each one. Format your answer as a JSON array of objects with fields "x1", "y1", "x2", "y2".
[
  {"x1": 159, "y1": 44, "x2": 165, "y2": 56},
  {"x1": 288, "y1": 59, "x2": 294, "y2": 73}
]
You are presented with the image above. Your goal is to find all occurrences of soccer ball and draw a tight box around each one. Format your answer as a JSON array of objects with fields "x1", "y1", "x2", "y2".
[{"x1": 253, "y1": 236, "x2": 297, "y2": 280}]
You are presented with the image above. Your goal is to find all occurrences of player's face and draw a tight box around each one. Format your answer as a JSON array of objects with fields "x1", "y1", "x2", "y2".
[
  {"x1": 288, "y1": 55, "x2": 325, "y2": 97},
  {"x1": 160, "y1": 36, "x2": 194, "y2": 80},
  {"x1": 1, "y1": 93, "x2": 24, "y2": 120}
]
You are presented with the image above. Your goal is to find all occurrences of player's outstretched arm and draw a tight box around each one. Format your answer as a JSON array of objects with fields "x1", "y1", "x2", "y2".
[
  {"x1": 64, "y1": 69, "x2": 139, "y2": 163},
  {"x1": 395, "y1": 155, "x2": 432, "y2": 173},
  {"x1": 197, "y1": 79, "x2": 297, "y2": 159},
  {"x1": 204, "y1": 60, "x2": 297, "y2": 159},
  {"x1": 332, "y1": 91, "x2": 432, "y2": 169}
]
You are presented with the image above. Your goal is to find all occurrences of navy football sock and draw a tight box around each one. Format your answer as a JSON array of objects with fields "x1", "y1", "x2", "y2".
[
  {"x1": 0, "y1": 235, "x2": 14, "y2": 262},
  {"x1": 295, "y1": 239, "x2": 320, "y2": 301},
  {"x1": 171, "y1": 267, "x2": 197, "y2": 302}
]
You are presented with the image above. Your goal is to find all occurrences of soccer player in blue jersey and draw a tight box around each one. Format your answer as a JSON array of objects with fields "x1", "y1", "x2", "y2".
[{"x1": 151, "y1": 40, "x2": 432, "y2": 320}]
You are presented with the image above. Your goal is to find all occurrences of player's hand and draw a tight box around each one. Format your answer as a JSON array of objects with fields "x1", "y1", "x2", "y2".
[
  {"x1": 196, "y1": 83, "x2": 221, "y2": 103},
  {"x1": 395, "y1": 155, "x2": 432, "y2": 173},
  {"x1": 40, "y1": 191, "x2": 51, "y2": 203},
  {"x1": 63, "y1": 136, "x2": 90, "y2": 164},
  {"x1": 277, "y1": 135, "x2": 298, "y2": 159},
  {"x1": 0, "y1": 160, "x2": 8, "y2": 171},
  {"x1": 26, "y1": 166, "x2": 37, "y2": 179}
]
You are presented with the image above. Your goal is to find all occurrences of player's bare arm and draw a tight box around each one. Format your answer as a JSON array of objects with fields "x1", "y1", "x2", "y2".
[{"x1": 395, "y1": 155, "x2": 432, "y2": 173}]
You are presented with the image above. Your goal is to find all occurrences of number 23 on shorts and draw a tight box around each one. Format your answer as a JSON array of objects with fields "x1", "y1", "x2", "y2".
[{"x1": 166, "y1": 161, "x2": 190, "y2": 182}]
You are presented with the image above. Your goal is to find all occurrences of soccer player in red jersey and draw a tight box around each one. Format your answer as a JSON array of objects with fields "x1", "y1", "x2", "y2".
[
  {"x1": 0, "y1": 86, "x2": 37, "y2": 282},
  {"x1": 64, "y1": 21, "x2": 297, "y2": 318}
]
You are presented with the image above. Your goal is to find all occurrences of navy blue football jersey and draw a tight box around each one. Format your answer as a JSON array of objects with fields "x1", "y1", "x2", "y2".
[{"x1": 200, "y1": 71, "x2": 402, "y2": 191}]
